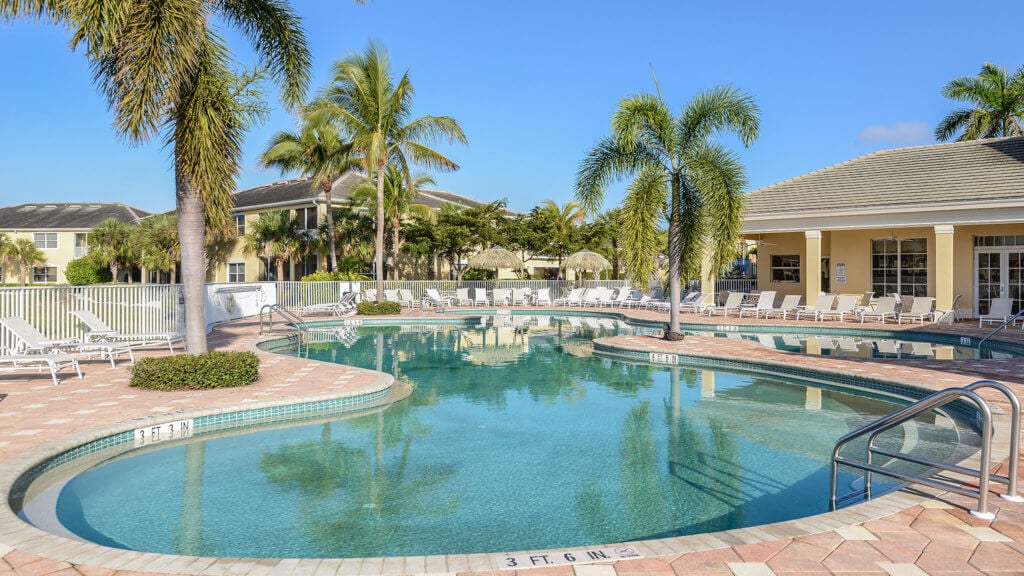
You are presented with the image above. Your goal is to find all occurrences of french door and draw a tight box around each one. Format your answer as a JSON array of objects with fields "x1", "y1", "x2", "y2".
[{"x1": 975, "y1": 249, "x2": 1024, "y2": 316}]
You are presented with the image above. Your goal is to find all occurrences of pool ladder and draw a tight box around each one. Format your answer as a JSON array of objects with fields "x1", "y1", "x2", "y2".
[
  {"x1": 830, "y1": 379, "x2": 1021, "y2": 519},
  {"x1": 259, "y1": 304, "x2": 309, "y2": 336}
]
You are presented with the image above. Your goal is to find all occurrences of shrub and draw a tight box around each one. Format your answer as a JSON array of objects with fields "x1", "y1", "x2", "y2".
[
  {"x1": 300, "y1": 270, "x2": 372, "y2": 281},
  {"x1": 356, "y1": 301, "x2": 402, "y2": 315},
  {"x1": 462, "y1": 268, "x2": 494, "y2": 281},
  {"x1": 65, "y1": 258, "x2": 113, "y2": 285},
  {"x1": 130, "y1": 351, "x2": 259, "y2": 391}
]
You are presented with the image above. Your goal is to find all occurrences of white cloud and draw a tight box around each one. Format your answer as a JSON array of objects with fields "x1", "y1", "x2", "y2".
[{"x1": 856, "y1": 122, "x2": 932, "y2": 145}]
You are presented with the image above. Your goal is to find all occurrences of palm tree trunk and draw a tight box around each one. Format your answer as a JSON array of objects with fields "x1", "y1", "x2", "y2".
[
  {"x1": 391, "y1": 219, "x2": 400, "y2": 281},
  {"x1": 667, "y1": 187, "x2": 683, "y2": 334},
  {"x1": 374, "y1": 162, "x2": 386, "y2": 302},
  {"x1": 323, "y1": 180, "x2": 337, "y2": 272},
  {"x1": 176, "y1": 167, "x2": 209, "y2": 354}
]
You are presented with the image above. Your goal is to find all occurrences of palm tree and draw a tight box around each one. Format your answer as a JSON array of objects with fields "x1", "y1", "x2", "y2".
[
  {"x1": 260, "y1": 113, "x2": 362, "y2": 272},
  {"x1": 135, "y1": 214, "x2": 181, "y2": 283},
  {"x1": 310, "y1": 41, "x2": 467, "y2": 301},
  {"x1": 935, "y1": 63, "x2": 1024, "y2": 141},
  {"x1": 536, "y1": 199, "x2": 586, "y2": 278},
  {"x1": 2, "y1": 0, "x2": 312, "y2": 353},
  {"x1": 351, "y1": 165, "x2": 436, "y2": 280},
  {"x1": 4, "y1": 238, "x2": 45, "y2": 285},
  {"x1": 577, "y1": 84, "x2": 759, "y2": 335},
  {"x1": 243, "y1": 210, "x2": 302, "y2": 285},
  {"x1": 88, "y1": 218, "x2": 136, "y2": 283}
]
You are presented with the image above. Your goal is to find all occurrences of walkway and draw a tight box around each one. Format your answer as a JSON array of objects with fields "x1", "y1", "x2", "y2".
[{"x1": 1, "y1": 308, "x2": 1022, "y2": 576}]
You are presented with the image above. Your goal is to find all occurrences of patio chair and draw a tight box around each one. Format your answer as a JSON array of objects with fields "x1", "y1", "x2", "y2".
[
  {"x1": 738, "y1": 291, "x2": 777, "y2": 318},
  {"x1": 978, "y1": 297, "x2": 1014, "y2": 327},
  {"x1": 932, "y1": 294, "x2": 962, "y2": 325},
  {"x1": 363, "y1": 288, "x2": 377, "y2": 302},
  {"x1": 422, "y1": 289, "x2": 452, "y2": 308},
  {"x1": 511, "y1": 288, "x2": 528, "y2": 306},
  {"x1": 0, "y1": 316, "x2": 134, "y2": 367},
  {"x1": 762, "y1": 294, "x2": 802, "y2": 319},
  {"x1": 624, "y1": 294, "x2": 652, "y2": 309},
  {"x1": 534, "y1": 288, "x2": 552, "y2": 306},
  {"x1": 397, "y1": 289, "x2": 419, "y2": 308},
  {"x1": 819, "y1": 294, "x2": 860, "y2": 322},
  {"x1": 554, "y1": 288, "x2": 584, "y2": 306},
  {"x1": 898, "y1": 297, "x2": 935, "y2": 325},
  {"x1": 679, "y1": 293, "x2": 712, "y2": 314},
  {"x1": 794, "y1": 294, "x2": 836, "y2": 321},
  {"x1": 606, "y1": 288, "x2": 633, "y2": 308},
  {"x1": 705, "y1": 292, "x2": 745, "y2": 316},
  {"x1": 492, "y1": 288, "x2": 512, "y2": 306},
  {"x1": 383, "y1": 289, "x2": 402, "y2": 305},
  {"x1": 70, "y1": 309, "x2": 184, "y2": 352},
  {"x1": 582, "y1": 287, "x2": 612, "y2": 307},
  {"x1": 0, "y1": 349, "x2": 82, "y2": 386},
  {"x1": 455, "y1": 288, "x2": 474, "y2": 305},
  {"x1": 858, "y1": 296, "x2": 897, "y2": 324},
  {"x1": 473, "y1": 287, "x2": 490, "y2": 306}
]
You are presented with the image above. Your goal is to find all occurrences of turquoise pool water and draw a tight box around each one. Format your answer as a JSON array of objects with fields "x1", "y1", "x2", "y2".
[{"x1": 42, "y1": 317, "x2": 976, "y2": 558}]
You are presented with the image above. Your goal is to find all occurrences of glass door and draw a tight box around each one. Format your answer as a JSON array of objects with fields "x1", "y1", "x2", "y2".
[{"x1": 975, "y1": 250, "x2": 1024, "y2": 315}]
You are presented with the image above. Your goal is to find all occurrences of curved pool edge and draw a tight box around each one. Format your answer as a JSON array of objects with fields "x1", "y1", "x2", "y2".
[{"x1": 0, "y1": 316, "x2": 1020, "y2": 575}]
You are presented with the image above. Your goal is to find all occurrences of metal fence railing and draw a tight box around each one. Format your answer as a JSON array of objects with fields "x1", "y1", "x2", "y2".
[{"x1": 0, "y1": 284, "x2": 185, "y2": 354}]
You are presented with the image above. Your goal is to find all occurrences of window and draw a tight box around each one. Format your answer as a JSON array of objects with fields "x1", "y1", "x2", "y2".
[
  {"x1": 871, "y1": 238, "x2": 927, "y2": 297},
  {"x1": 770, "y1": 255, "x2": 800, "y2": 283},
  {"x1": 297, "y1": 207, "x2": 318, "y2": 230},
  {"x1": 234, "y1": 214, "x2": 246, "y2": 236},
  {"x1": 74, "y1": 233, "x2": 89, "y2": 257},
  {"x1": 33, "y1": 232, "x2": 57, "y2": 249},
  {"x1": 228, "y1": 263, "x2": 245, "y2": 283},
  {"x1": 32, "y1": 266, "x2": 57, "y2": 283},
  {"x1": 299, "y1": 256, "x2": 317, "y2": 278}
]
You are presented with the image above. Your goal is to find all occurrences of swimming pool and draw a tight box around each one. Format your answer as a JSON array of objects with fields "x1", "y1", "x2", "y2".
[{"x1": 18, "y1": 317, "x2": 981, "y2": 559}]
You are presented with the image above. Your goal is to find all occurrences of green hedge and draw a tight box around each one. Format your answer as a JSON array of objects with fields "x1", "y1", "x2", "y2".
[
  {"x1": 356, "y1": 301, "x2": 402, "y2": 315},
  {"x1": 300, "y1": 270, "x2": 371, "y2": 281},
  {"x1": 65, "y1": 258, "x2": 113, "y2": 285},
  {"x1": 130, "y1": 351, "x2": 259, "y2": 391}
]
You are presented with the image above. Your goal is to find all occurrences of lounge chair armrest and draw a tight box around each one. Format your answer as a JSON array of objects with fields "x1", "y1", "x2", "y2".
[{"x1": 41, "y1": 337, "x2": 81, "y2": 346}]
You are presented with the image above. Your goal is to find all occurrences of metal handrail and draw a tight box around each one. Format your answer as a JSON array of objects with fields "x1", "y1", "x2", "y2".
[
  {"x1": 830, "y1": 379, "x2": 1021, "y2": 519},
  {"x1": 978, "y1": 308, "x2": 1024, "y2": 349},
  {"x1": 259, "y1": 304, "x2": 308, "y2": 335}
]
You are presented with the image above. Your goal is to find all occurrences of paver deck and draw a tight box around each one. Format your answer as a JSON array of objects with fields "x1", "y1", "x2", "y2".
[{"x1": 1, "y1": 306, "x2": 1022, "y2": 576}]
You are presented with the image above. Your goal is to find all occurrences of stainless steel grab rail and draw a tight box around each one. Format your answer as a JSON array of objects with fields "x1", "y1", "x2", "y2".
[
  {"x1": 259, "y1": 304, "x2": 309, "y2": 335},
  {"x1": 830, "y1": 380, "x2": 1021, "y2": 519}
]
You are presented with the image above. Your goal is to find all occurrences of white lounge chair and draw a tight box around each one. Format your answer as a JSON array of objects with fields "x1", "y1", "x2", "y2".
[
  {"x1": 679, "y1": 293, "x2": 712, "y2": 314},
  {"x1": 473, "y1": 287, "x2": 490, "y2": 306},
  {"x1": 534, "y1": 288, "x2": 552, "y2": 306},
  {"x1": 363, "y1": 288, "x2": 378, "y2": 302},
  {"x1": 422, "y1": 289, "x2": 451, "y2": 308},
  {"x1": 607, "y1": 288, "x2": 633, "y2": 308},
  {"x1": 0, "y1": 317, "x2": 134, "y2": 367},
  {"x1": 455, "y1": 288, "x2": 474, "y2": 306},
  {"x1": 70, "y1": 309, "x2": 185, "y2": 352},
  {"x1": 397, "y1": 289, "x2": 419, "y2": 308},
  {"x1": 858, "y1": 296, "x2": 897, "y2": 324},
  {"x1": 705, "y1": 292, "x2": 745, "y2": 317},
  {"x1": 511, "y1": 288, "x2": 529, "y2": 306},
  {"x1": 795, "y1": 294, "x2": 836, "y2": 321},
  {"x1": 898, "y1": 297, "x2": 935, "y2": 325},
  {"x1": 819, "y1": 294, "x2": 860, "y2": 322},
  {"x1": 492, "y1": 288, "x2": 512, "y2": 306},
  {"x1": 554, "y1": 288, "x2": 584, "y2": 306},
  {"x1": 739, "y1": 291, "x2": 777, "y2": 318},
  {"x1": 0, "y1": 350, "x2": 82, "y2": 385},
  {"x1": 383, "y1": 289, "x2": 402, "y2": 305},
  {"x1": 763, "y1": 294, "x2": 802, "y2": 319},
  {"x1": 979, "y1": 297, "x2": 1014, "y2": 327},
  {"x1": 582, "y1": 287, "x2": 612, "y2": 307}
]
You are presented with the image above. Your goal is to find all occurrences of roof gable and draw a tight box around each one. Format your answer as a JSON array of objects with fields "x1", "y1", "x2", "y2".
[
  {"x1": 0, "y1": 203, "x2": 150, "y2": 230},
  {"x1": 745, "y1": 136, "x2": 1024, "y2": 216}
]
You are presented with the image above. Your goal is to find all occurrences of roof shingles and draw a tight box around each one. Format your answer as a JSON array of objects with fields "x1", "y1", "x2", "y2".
[{"x1": 0, "y1": 203, "x2": 150, "y2": 230}]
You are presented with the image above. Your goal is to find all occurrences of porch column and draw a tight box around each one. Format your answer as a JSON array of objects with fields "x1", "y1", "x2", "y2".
[
  {"x1": 701, "y1": 248, "x2": 717, "y2": 304},
  {"x1": 805, "y1": 230, "x2": 821, "y2": 306},
  {"x1": 934, "y1": 225, "x2": 954, "y2": 311}
]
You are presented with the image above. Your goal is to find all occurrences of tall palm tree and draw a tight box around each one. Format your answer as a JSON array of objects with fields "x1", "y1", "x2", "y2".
[
  {"x1": 309, "y1": 41, "x2": 467, "y2": 301},
  {"x1": 243, "y1": 210, "x2": 302, "y2": 285},
  {"x1": 935, "y1": 63, "x2": 1024, "y2": 141},
  {"x1": 4, "y1": 238, "x2": 46, "y2": 286},
  {"x1": 260, "y1": 113, "x2": 362, "y2": 272},
  {"x1": 2, "y1": 0, "x2": 311, "y2": 353},
  {"x1": 536, "y1": 199, "x2": 586, "y2": 278},
  {"x1": 577, "y1": 85, "x2": 759, "y2": 335},
  {"x1": 351, "y1": 165, "x2": 435, "y2": 280}
]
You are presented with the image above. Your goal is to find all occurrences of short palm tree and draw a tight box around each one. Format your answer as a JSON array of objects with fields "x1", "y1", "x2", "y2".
[
  {"x1": 88, "y1": 218, "x2": 136, "y2": 283},
  {"x1": 134, "y1": 214, "x2": 181, "y2": 283},
  {"x1": 577, "y1": 85, "x2": 759, "y2": 334},
  {"x1": 935, "y1": 63, "x2": 1024, "y2": 141},
  {"x1": 2, "y1": 0, "x2": 311, "y2": 352},
  {"x1": 260, "y1": 113, "x2": 362, "y2": 272},
  {"x1": 4, "y1": 238, "x2": 46, "y2": 286},
  {"x1": 243, "y1": 211, "x2": 302, "y2": 285},
  {"x1": 536, "y1": 199, "x2": 586, "y2": 278},
  {"x1": 351, "y1": 165, "x2": 436, "y2": 280},
  {"x1": 309, "y1": 41, "x2": 467, "y2": 301}
]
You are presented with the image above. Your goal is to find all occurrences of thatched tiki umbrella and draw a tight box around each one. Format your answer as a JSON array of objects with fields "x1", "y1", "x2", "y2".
[
  {"x1": 564, "y1": 249, "x2": 611, "y2": 283},
  {"x1": 468, "y1": 246, "x2": 525, "y2": 280}
]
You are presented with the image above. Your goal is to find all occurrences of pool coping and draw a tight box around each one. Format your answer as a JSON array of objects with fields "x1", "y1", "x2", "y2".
[{"x1": 0, "y1": 312, "x2": 1021, "y2": 575}]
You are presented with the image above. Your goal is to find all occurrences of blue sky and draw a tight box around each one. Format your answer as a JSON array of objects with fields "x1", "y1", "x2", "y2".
[{"x1": 1, "y1": 0, "x2": 1021, "y2": 216}]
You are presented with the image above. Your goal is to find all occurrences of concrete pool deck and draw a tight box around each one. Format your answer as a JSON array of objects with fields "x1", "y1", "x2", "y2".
[{"x1": 0, "y1": 307, "x2": 1022, "y2": 576}]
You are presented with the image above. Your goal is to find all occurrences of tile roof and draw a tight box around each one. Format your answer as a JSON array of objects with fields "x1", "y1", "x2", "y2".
[
  {"x1": 0, "y1": 203, "x2": 150, "y2": 230},
  {"x1": 744, "y1": 136, "x2": 1024, "y2": 216},
  {"x1": 232, "y1": 171, "x2": 492, "y2": 212}
]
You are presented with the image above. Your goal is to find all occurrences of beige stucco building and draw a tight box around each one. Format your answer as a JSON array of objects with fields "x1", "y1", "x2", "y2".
[{"x1": 740, "y1": 136, "x2": 1024, "y2": 319}]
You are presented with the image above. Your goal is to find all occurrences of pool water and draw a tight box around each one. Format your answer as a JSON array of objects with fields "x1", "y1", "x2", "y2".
[
  {"x1": 699, "y1": 332, "x2": 1003, "y2": 360},
  {"x1": 44, "y1": 318, "x2": 977, "y2": 558}
]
